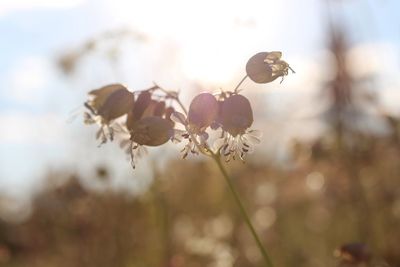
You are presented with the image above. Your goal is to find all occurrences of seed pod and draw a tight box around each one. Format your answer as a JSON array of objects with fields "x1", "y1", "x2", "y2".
[
  {"x1": 211, "y1": 100, "x2": 224, "y2": 130},
  {"x1": 246, "y1": 52, "x2": 273, "y2": 83},
  {"x1": 97, "y1": 88, "x2": 134, "y2": 122},
  {"x1": 126, "y1": 111, "x2": 136, "y2": 132},
  {"x1": 132, "y1": 91, "x2": 152, "y2": 121},
  {"x1": 164, "y1": 106, "x2": 175, "y2": 121},
  {"x1": 188, "y1": 93, "x2": 219, "y2": 132},
  {"x1": 154, "y1": 101, "x2": 166, "y2": 117},
  {"x1": 88, "y1": 84, "x2": 127, "y2": 112},
  {"x1": 141, "y1": 100, "x2": 158, "y2": 118},
  {"x1": 130, "y1": 116, "x2": 174, "y2": 146},
  {"x1": 220, "y1": 94, "x2": 253, "y2": 137}
]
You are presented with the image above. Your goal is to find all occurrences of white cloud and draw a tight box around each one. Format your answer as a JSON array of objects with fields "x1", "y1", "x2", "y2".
[
  {"x1": 0, "y1": 0, "x2": 85, "y2": 16},
  {"x1": 0, "y1": 112, "x2": 65, "y2": 145},
  {"x1": 346, "y1": 42, "x2": 399, "y2": 79},
  {"x1": 6, "y1": 56, "x2": 51, "y2": 103}
]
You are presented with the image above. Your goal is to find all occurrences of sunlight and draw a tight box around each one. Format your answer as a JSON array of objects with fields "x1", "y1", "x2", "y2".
[{"x1": 105, "y1": 0, "x2": 278, "y2": 85}]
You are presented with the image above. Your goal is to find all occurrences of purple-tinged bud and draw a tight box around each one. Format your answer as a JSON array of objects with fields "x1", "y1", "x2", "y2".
[
  {"x1": 246, "y1": 51, "x2": 292, "y2": 84},
  {"x1": 188, "y1": 93, "x2": 219, "y2": 133},
  {"x1": 246, "y1": 52, "x2": 273, "y2": 83},
  {"x1": 220, "y1": 94, "x2": 253, "y2": 137}
]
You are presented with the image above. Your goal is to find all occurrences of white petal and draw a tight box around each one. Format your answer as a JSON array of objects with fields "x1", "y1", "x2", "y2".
[
  {"x1": 243, "y1": 134, "x2": 261, "y2": 144},
  {"x1": 241, "y1": 143, "x2": 254, "y2": 154},
  {"x1": 213, "y1": 138, "x2": 226, "y2": 151},
  {"x1": 247, "y1": 129, "x2": 263, "y2": 138},
  {"x1": 171, "y1": 129, "x2": 185, "y2": 143}
]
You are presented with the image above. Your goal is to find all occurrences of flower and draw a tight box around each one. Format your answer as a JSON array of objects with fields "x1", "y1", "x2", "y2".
[
  {"x1": 170, "y1": 92, "x2": 218, "y2": 158},
  {"x1": 187, "y1": 93, "x2": 219, "y2": 133},
  {"x1": 130, "y1": 91, "x2": 152, "y2": 121},
  {"x1": 123, "y1": 116, "x2": 174, "y2": 169},
  {"x1": 214, "y1": 94, "x2": 261, "y2": 161},
  {"x1": 170, "y1": 111, "x2": 208, "y2": 159},
  {"x1": 219, "y1": 94, "x2": 253, "y2": 137},
  {"x1": 84, "y1": 84, "x2": 134, "y2": 144},
  {"x1": 85, "y1": 84, "x2": 134, "y2": 122},
  {"x1": 129, "y1": 116, "x2": 174, "y2": 147},
  {"x1": 214, "y1": 129, "x2": 262, "y2": 162},
  {"x1": 121, "y1": 92, "x2": 176, "y2": 168},
  {"x1": 246, "y1": 51, "x2": 294, "y2": 84}
]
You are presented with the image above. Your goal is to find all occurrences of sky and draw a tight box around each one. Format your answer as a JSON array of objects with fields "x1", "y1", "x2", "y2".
[{"x1": 0, "y1": 0, "x2": 399, "y2": 204}]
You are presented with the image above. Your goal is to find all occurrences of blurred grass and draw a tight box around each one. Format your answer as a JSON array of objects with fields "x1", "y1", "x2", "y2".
[
  {"x1": 1, "y1": 7, "x2": 399, "y2": 266},
  {"x1": 0, "y1": 127, "x2": 400, "y2": 267}
]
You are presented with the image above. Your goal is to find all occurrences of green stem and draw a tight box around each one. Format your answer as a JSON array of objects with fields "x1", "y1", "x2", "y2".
[{"x1": 212, "y1": 153, "x2": 274, "y2": 267}]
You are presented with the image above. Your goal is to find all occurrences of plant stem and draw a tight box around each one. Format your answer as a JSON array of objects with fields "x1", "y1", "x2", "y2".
[
  {"x1": 212, "y1": 153, "x2": 274, "y2": 267},
  {"x1": 234, "y1": 75, "x2": 248, "y2": 93}
]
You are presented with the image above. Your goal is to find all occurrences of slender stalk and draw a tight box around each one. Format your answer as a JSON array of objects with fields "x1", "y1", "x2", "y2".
[
  {"x1": 212, "y1": 153, "x2": 274, "y2": 267},
  {"x1": 234, "y1": 75, "x2": 248, "y2": 93},
  {"x1": 153, "y1": 81, "x2": 273, "y2": 266}
]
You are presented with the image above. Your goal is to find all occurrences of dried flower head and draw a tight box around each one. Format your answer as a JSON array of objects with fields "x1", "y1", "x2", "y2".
[
  {"x1": 153, "y1": 101, "x2": 166, "y2": 116},
  {"x1": 96, "y1": 87, "x2": 134, "y2": 122},
  {"x1": 86, "y1": 84, "x2": 124, "y2": 112},
  {"x1": 85, "y1": 84, "x2": 134, "y2": 121},
  {"x1": 130, "y1": 91, "x2": 152, "y2": 121},
  {"x1": 120, "y1": 89, "x2": 176, "y2": 168},
  {"x1": 84, "y1": 84, "x2": 134, "y2": 144},
  {"x1": 130, "y1": 116, "x2": 174, "y2": 146},
  {"x1": 246, "y1": 51, "x2": 294, "y2": 84}
]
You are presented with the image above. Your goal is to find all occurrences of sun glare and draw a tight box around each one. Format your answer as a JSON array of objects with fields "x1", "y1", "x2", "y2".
[{"x1": 105, "y1": 0, "x2": 275, "y2": 85}]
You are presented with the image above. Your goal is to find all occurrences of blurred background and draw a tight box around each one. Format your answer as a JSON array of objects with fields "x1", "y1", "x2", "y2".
[{"x1": 0, "y1": 0, "x2": 400, "y2": 266}]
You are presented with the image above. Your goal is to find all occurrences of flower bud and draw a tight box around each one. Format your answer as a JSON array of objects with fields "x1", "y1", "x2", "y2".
[
  {"x1": 141, "y1": 99, "x2": 158, "y2": 118},
  {"x1": 140, "y1": 100, "x2": 167, "y2": 118},
  {"x1": 97, "y1": 87, "x2": 134, "y2": 122},
  {"x1": 220, "y1": 94, "x2": 253, "y2": 137},
  {"x1": 246, "y1": 52, "x2": 273, "y2": 83},
  {"x1": 188, "y1": 93, "x2": 219, "y2": 132},
  {"x1": 246, "y1": 51, "x2": 292, "y2": 84},
  {"x1": 127, "y1": 92, "x2": 157, "y2": 130},
  {"x1": 88, "y1": 84, "x2": 127, "y2": 112},
  {"x1": 131, "y1": 91, "x2": 152, "y2": 121},
  {"x1": 130, "y1": 116, "x2": 174, "y2": 146},
  {"x1": 154, "y1": 101, "x2": 166, "y2": 117}
]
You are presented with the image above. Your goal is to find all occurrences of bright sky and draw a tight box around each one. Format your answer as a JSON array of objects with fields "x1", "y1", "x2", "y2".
[{"x1": 0, "y1": 0, "x2": 399, "y2": 201}]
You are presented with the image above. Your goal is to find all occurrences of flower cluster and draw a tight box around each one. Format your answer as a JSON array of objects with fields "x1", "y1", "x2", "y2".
[{"x1": 82, "y1": 52, "x2": 292, "y2": 168}]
